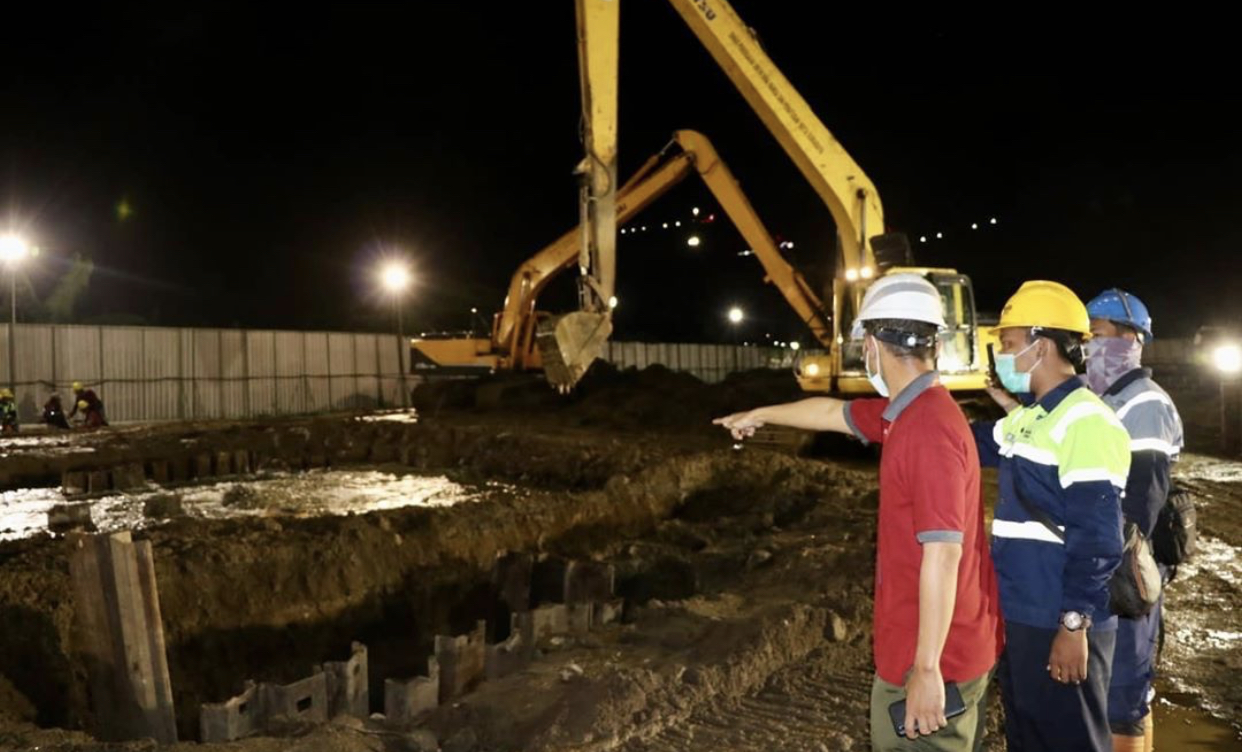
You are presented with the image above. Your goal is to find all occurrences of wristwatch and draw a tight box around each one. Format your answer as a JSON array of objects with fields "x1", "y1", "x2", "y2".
[{"x1": 1060, "y1": 611, "x2": 1092, "y2": 632}]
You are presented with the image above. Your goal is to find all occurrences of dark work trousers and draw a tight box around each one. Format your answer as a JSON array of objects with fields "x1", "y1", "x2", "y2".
[{"x1": 998, "y1": 622, "x2": 1115, "y2": 752}]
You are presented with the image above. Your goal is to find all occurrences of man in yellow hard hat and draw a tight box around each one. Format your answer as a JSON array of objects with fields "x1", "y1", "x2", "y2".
[
  {"x1": 972, "y1": 281, "x2": 1130, "y2": 752},
  {"x1": 68, "y1": 381, "x2": 109, "y2": 428}
]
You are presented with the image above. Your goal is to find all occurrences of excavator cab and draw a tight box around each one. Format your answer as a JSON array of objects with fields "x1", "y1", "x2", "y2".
[{"x1": 834, "y1": 268, "x2": 991, "y2": 394}]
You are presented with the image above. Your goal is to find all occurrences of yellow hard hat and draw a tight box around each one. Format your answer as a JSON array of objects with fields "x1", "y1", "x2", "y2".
[
  {"x1": 0, "y1": 388, "x2": 12, "y2": 399},
  {"x1": 993, "y1": 280, "x2": 1091, "y2": 338},
  {"x1": 77, "y1": 400, "x2": 88, "y2": 410},
  {"x1": 72, "y1": 381, "x2": 83, "y2": 392}
]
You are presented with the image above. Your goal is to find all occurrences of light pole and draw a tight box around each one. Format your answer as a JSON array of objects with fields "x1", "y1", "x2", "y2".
[
  {"x1": 380, "y1": 262, "x2": 412, "y2": 408},
  {"x1": 1213, "y1": 341, "x2": 1242, "y2": 454},
  {"x1": 727, "y1": 306, "x2": 744, "y2": 374},
  {"x1": 0, "y1": 235, "x2": 31, "y2": 394}
]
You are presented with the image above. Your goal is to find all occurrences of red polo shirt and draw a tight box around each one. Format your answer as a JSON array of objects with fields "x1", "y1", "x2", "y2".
[{"x1": 844, "y1": 372, "x2": 1002, "y2": 685}]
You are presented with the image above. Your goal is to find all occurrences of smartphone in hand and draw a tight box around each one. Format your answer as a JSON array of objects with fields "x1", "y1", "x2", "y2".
[{"x1": 889, "y1": 681, "x2": 967, "y2": 737}]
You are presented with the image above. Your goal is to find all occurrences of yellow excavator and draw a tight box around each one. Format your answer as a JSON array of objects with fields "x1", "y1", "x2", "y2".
[
  {"x1": 545, "y1": 0, "x2": 995, "y2": 394},
  {"x1": 410, "y1": 129, "x2": 833, "y2": 381}
]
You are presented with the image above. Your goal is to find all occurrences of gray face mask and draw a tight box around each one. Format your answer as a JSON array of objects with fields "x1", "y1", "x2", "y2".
[{"x1": 1084, "y1": 337, "x2": 1142, "y2": 394}]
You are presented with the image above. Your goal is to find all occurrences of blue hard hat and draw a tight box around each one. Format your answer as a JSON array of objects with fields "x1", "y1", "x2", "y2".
[{"x1": 1086, "y1": 288, "x2": 1153, "y2": 340}]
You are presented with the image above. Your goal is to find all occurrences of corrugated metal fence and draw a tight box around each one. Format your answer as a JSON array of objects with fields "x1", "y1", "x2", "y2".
[
  {"x1": 0, "y1": 324, "x2": 787, "y2": 423},
  {"x1": 0, "y1": 324, "x2": 405, "y2": 423}
]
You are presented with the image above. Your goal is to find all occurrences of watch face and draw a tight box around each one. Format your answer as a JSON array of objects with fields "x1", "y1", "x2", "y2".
[{"x1": 1063, "y1": 612, "x2": 1083, "y2": 630}]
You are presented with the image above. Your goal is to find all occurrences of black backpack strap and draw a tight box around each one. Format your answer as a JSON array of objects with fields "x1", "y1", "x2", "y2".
[{"x1": 1011, "y1": 482, "x2": 1066, "y2": 543}]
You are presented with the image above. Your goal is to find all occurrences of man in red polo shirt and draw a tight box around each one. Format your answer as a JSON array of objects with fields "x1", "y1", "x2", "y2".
[{"x1": 715, "y1": 274, "x2": 1002, "y2": 750}]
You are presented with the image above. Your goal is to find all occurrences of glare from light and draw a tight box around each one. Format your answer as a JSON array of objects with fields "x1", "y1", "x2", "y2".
[
  {"x1": 608, "y1": 296, "x2": 618, "y2": 310},
  {"x1": 990, "y1": 217, "x2": 998, "y2": 225},
  {"x1": 790, "y1": 341, "x2": 801, "y2": 351},
  {"x1": 845, "y1": 268, "x2": 859, "y2": 282},
  {"x1": 936, "y1": 232, "x2": 943, "y2": 239},
  {"x1": 471, "y1": 307, "x2": 478, "y2": 314},
  {"x1": 727, "y1": 307, "x2": 744, "y2": 324},
  {"x1": 675, "y1": 221, "x2": 681, "y2": 227},
  {"x1": 692, "y1": 207, "x2": 700, "y2": 216},
  {"x1": 641, "y1": 226, "x2": 647, "y2": 231},
  {"x1": 380, "y1": 262, "x2": 411, "y2": 293},
  {"x1": 0, "y1": 234, "x2": 30, "y2": 264},
  {"x1": 971, "y1": 223, "x2": 979, "y2": 230},
  {"x1": 620, "y1": 228, "x2": 626, "y2": 235},
  {"x1": 662, "y1": 223, "x2": 669, "y2": 229},
  {"x1": 920, "y1": 236, "x2": 927, "y2": 243},
  {"x1": 804, "y1": 362, "x2": 820, "y2": 377},
  {"x1": 687, "y1": 235, "x2": 702, "y2": 248},
  {"x1": 1214, "y1": 344, "x2": 1242, "y2": 374},
  {"x1": 860, "y1": 266, "x2": 874, "y2": 280}
]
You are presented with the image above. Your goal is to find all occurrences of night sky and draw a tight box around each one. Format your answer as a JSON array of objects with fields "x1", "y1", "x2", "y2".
[{"x1": 3, "y1": 5, "x2": 1238, "y2": 343}]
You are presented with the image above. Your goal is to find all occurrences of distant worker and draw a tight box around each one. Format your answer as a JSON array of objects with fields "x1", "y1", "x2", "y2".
[
  {"x1": 43, "y1": 393, "x2": 70, "y2": 430},
  {"x1": 68, "y1": 381, "x2": 108, "y2": 428},
  {"x1": 0, "y1": 389, "x2": 18, "y2": 434}
]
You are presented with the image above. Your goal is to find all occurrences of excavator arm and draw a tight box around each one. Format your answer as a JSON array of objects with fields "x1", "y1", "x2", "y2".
[
  {"x1": 535, "y1": 0, "x2": 624, "y2": 391},
  {"x1": 565, "y1": 0, "x2": 985, "y2": 394},
  {"x1": 412, "y1": 130, "x2": 834, "y2": 376},
  {"x1": 515, "y1": 130, "x2": 834, "y2": 364}
]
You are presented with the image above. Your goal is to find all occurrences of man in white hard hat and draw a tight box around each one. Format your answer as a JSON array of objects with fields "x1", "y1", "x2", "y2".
[{"x1": 715, "y1": 273, "x2": 1001, "y2": 750}]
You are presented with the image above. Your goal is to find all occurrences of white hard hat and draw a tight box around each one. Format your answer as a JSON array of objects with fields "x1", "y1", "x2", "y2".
[{"x1": 850, "y1": 272, "x2": 946, "y2": 340}]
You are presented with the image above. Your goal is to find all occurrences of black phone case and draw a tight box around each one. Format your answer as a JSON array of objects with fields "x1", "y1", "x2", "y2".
[{"x1": 889, "y1": 681, "x2": 967, "y2": 737}]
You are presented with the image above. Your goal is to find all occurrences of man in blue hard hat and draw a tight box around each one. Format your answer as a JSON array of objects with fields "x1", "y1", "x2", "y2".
[{"x1": 1084, "y1": 288, "x2": 1184, "y2": 752}]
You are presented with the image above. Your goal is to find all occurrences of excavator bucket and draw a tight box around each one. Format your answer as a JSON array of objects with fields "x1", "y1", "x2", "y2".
[{"x1": 535, "y1": 311, "x2": 613, "y2": 391}]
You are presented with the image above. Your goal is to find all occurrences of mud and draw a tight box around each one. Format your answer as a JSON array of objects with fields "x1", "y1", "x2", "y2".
[{"x1": 0, "y1": 366, "x2": 1239, "y2": 751}]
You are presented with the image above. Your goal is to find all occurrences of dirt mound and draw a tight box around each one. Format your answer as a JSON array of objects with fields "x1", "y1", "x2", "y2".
[
  {"x1": 563, "y1": 363, "x2": 803, "y2": 432},
  {"x1": 412, "y1": 362, "x2": 802, "y2": 434}
]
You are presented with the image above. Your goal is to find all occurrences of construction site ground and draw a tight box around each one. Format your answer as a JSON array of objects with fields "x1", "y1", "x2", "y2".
[{"x1": 0, "y1": 365, "x2": 1238, "y2": 751}]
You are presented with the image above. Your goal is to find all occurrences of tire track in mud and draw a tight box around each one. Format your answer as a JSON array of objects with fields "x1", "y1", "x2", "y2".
[
  {"x1": 614, "y1": 609, "x2": 877, "y2": 752},
  {"x1": 620, "y1": 664, "x2": 869, "y2": 751},
  {"x1": 620, "y1": 646, "x2": 1008, "y2": 752}
]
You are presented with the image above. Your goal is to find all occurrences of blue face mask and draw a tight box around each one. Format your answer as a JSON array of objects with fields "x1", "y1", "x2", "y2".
[{"x1": 995, "y1": 340, "x2": 1041, "y2": 395}]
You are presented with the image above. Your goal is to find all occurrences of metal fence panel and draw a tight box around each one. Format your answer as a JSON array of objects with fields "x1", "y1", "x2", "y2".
[
  {"x1": 101, "y1": 328, "x2": 145, "y2": 422},
  {"x1": 246, "y1": 330, "x2": 278, "y2": 417},
  {"x1": 0, "y1": 323, "x2": 796, "y2": 424}
]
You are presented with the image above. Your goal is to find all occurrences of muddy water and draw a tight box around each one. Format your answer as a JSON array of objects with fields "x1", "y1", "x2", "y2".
[
  {"x1": 1161, "y1": 454, "x2": 1242, "y2": 747},
  {"x1": 0, "y1": 469, "x2": 511, "y2": 541},
  {"x1": 1154, "y1": 689, "x2": 1242, "y2": 749}
]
